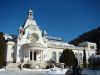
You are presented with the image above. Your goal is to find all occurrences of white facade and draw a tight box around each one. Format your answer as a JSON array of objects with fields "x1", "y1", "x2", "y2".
[{"x1": 4, "y1": 9, "x2": 97, "y2": 65}]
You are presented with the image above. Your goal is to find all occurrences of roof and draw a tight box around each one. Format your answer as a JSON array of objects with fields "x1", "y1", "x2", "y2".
[
  {"x1": 78, "y1": 41, "x2": 96, "y2": 46},
  {"x1": 4, "y1": 33, "x2": 17, "y2": 42},
  {"x1": 47, "y1": 36, "x2": 63, "y2": 41}
]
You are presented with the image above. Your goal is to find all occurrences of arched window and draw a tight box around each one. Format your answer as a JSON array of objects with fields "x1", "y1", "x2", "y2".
[
  {"x1": 52, "y1": 51, "x2": 56, "y2": 62},
  {"x1": 30, "y1": 33, "x2": 39, "y2": 43},
  {"x1": 75, "y1": 53, "x2": 78, "y2": 59},
  {"x1": 59, "y1": 52, "x2": 62, "y2": 58},
  {"x1": 92, "y1": 53, "x2": 94, "y2": 56},
  {"x1": 80, "y1": 53, "x2": 82, "y2": 61}
]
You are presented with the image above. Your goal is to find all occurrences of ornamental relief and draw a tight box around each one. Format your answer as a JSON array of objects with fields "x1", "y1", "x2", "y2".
[
  {"x1": 27, "y1": 42, "x2": 46, "y2": 48},
  {"x1": 29, "y1": 24, "x2": 39, "y2": 31},
  {"x1": 30, "y1": 33, "x2": 39, "y2": 43}
]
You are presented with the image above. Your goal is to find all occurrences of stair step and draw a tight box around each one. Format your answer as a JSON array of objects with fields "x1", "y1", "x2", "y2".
[{"x1": 6, "y1": 63, "x2": 20, "y2": 71}]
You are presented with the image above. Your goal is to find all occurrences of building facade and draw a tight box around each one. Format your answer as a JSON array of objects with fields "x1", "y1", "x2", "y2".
[{"x1": 4, "y1": 9, "x2": 96, "y2": 66}]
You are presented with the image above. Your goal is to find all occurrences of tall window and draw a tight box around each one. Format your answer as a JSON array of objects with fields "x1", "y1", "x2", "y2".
[
  {"x1": 30, "y1": 51, "x2": 32, "y2": 60},
  {"x1": 90, "y1": 46, "x2": 95, "y2": 49},
  {"x1": 59, "y1": 52, "x2": 62, "y2": 58},
  {"x1": 34, "y1": 51, "x2": 36, "y2": 61},
  {"x1": 75, "y1": 53, "x2": 78, "y2": 59},
  {"x1": 52, "y1": 51, "x2": 56, "y2": 62},
  {"x1": 80, "y1": 53, "x2": 82, "y2": 61}
]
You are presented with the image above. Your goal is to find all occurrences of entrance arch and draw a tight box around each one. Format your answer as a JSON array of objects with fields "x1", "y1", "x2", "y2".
[
  {"x1": 30, "y1": 51, "x2": 32, "y2": 60},
  {"x1": 30, "y1": 51, "x2": 37, "y2": 61},
  {"x1": 34, "y1": 51, "x2": 36, "y2": 61},
  {"x1": 52, "y1": 51, "x2": 56, "y2": 62}
]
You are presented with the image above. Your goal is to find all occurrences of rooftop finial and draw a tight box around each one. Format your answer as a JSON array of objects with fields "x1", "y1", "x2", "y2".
[{"x1": 28, "y1": 9, "x2": 33, "y2": 19}]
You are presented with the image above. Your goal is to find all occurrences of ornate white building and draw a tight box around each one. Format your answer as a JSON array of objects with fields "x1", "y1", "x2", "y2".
[{"x1": 4, "y1": 9, "x2": 96, "y2": 66}]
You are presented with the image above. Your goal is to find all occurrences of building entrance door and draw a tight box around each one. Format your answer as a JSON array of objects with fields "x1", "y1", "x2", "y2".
[
  {"x1": 30, "y1": 51, "x2": 37, "y2": 61},
  {"x1": 30, "y1": 51, "x2": 32, "y2": 60},
  {"x1": 34, "y1": 51, "x2": 36, "y2": 61}
]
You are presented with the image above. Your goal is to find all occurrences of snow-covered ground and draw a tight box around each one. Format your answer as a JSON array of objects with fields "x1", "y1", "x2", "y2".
[
  {"x1": 0, "y1": 68, "x2": 67, "y2": 75},
  {"x1": 0, "y1": 68, "x2": 5, "y2": 71},
  {"x1": 1, "y1": 68, "x2": 100, "y2": 75},
  {"x1": 82, "y1": 69, "x2": 100, "y2": 75},
  {"x1": 0, "y1": 71, "x2": 65, "y2": 75}
]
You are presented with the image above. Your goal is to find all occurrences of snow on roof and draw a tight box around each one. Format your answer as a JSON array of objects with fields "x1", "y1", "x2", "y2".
[{"x1": 47, "y1": 36, "x2": 63, "y2": 41}]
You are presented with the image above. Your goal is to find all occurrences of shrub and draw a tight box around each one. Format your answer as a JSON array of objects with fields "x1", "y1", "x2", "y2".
[
  {"x1": 23, "y1": 64, "x2": 31, "y2": 68},
  {"x1": 59, "y1": 49, "x2": 76, "y2": 67}
]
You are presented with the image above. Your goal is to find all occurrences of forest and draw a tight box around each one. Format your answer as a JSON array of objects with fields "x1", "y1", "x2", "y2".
[{"x1": 69, "y1": 27, "x2": 100, "y2": 54}]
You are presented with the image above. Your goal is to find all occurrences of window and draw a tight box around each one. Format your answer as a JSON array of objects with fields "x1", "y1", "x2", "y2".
[
  {"x1": 52, "y1": 51, "x2": 56, "y2": 62},
  {"x1": 34, "y1": 51, "x2": 36, "y2": 61},
  {"x1": 75, "y1": 53, "x2": 78, "y2": 58},
  {"x1": 11, "y1": 52, "x2": 14, "y2": 58},
  {"x1": 90, "y1": 46, "x2": 95, "y2": 49},
  {"x1": 80, "y1": 53, "x2": 82, "y2": 61},
  {"x1": 30, "y1": 51, "x2": 32, "y2": 60},
  {"x1": 92, "y1": 53, "x2": 94, "y2": 56},
  {"x1": 31, "y1": 33, "x2": 39, "y2": 43},
  {"x1": 23, "y1": 30, "x2": 25, "y2": 35},
  {"x1": 59, "y1": 52, "x2": 62, "y2": 58}
]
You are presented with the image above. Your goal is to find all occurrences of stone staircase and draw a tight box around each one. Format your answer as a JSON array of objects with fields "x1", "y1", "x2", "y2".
[{"x1": 6, "y1": 63, "x2": 21, "y2": 71}]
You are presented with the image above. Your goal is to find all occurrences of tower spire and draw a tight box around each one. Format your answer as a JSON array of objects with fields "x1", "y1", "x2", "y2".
[{"x1": 28, "y1": 9, "x2": 33, "y2": 19}]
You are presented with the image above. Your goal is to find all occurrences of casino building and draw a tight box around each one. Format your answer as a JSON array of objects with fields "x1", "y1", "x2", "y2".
[{"x1": 4, "y1": 9, "x2": 96, "y2": 68}]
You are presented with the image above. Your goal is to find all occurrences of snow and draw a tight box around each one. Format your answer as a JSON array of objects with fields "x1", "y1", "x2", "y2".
[
  {"x1": 1, "y1": 68, "x2": 100, "y2": 75},
  {"x1": 0, "y1": 68, "x2": 5, "y2": 71},
  {"x1": 22, "y1": 67, "x2": 67, "y2": 74},
  {"x1": 0, "y1": 68, "x2": 67, "y2": 75},
  {"x1": 46, "y1": 68, "x2": 68, "y2": 74},
  {"x1": 82, "y1": 69, "x2": 100, "y2": 75}
]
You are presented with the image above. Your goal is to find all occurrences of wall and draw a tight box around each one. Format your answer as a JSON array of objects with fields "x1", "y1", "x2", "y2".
[{"x1": 6, "y1": 41, "x2": 15, "y2": 63}]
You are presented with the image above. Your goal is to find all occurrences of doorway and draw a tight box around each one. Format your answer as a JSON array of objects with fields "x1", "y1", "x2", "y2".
[
  {"x1": 30, "y1": 51, "x2": 32, "y2": 60},
  {"x1": 34, "y1": 51, "x2": 36, "y2": 61}
]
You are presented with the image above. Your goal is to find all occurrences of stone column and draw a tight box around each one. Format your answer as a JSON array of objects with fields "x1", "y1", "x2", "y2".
[
  {"x1": 27, "y1": 50, "x2": 30, "y2": 63},
  {"x1": 42, "y1": 50, "x2": 43, "y2": 61},
  {"x1": 40, "y1": 50, "x2": 42, "y2": 62},
  {"x1": 28, "y1": 50, "x2": 30, "y2": 61},
  {"x1": 56, "y1": 52, "x2": 59, "y2": 63},
  {"x1": 78, "y1": 49, "x2": 80, "y2": 65},
  {"x1": 32, "y1": 50, "x2": 34, "y2": 61}
]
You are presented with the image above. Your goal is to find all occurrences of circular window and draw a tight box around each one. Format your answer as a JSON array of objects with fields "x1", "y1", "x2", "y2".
[{"x1": 31, "y1": 33, "x2": 39, "y2": 42}]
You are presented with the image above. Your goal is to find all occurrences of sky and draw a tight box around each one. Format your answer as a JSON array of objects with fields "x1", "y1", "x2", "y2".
[{"x1": 0, "y1": 0, "x2": 100, "y2": 42}]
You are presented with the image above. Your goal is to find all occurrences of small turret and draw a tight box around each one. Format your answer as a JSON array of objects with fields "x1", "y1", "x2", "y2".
[
  {"x1": 28, "y1": 9, "x2": 33, "y2": 20},
  {"x1": 43, "y1": 30, "x2": 47, "y2": 37},
  {"x1": 18, "y1": 26, "x2": 24, "y2": 35},
  {"x1": 19, "y1": 26, "x2": 22, "y2": 34}
]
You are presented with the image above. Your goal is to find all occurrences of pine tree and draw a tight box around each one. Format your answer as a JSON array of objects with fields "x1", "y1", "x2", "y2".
[
  {"x1": 0, "y1": 32, "x2": 6, "y2": 68},
  {"x1": 69, "y1": 27, "x2": 100, "y2": 54},
  {"x1": 59, "y1": 49, "x2": 76, "y2": 67},
  {"x1": 83, "y1": 49, "x2": 87, "y2": 68}
]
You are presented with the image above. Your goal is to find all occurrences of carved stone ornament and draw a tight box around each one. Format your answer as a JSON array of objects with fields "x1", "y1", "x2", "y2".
[
  {"x1": 29, "y1": 24, "x2": 38, "y2": 31},
  {"x1": 30, "y1": 33, "x2": 39, "y2": 43}
]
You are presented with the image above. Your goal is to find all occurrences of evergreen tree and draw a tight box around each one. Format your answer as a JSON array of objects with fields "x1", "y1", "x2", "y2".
[
  {"x1": 59, "y1": 49, "x2": 76, "y2": 67},
  {"x1": 83, "y1": 49, "x2": 87, "y2": 68},
  {"x1": 0, "y1": 32, "x2": 6, "y2": 68},
  {"x1": 69, "y1": 27, "x2": 100, "y2": 54}
]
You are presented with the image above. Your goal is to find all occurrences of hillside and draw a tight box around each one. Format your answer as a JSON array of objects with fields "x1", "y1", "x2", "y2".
[{"x1": 69, "y1": 27, "x2": 100, "y2": 54}]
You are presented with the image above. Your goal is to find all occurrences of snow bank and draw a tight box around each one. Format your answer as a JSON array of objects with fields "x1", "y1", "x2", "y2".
[{"x1": 0, "y1": 68, "x2": 5, "y2": 71}]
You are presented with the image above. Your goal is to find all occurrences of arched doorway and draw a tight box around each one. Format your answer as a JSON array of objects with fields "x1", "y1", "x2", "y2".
[
  {"x1": 34, "y1": 51, "x2": 36, "y2": 61},
  {"x1": 30, "y1": 51, "x2": 37, "y2": 61},
  {"x1": 75, "y1": 53, "x2": 78, "y2": 59},
  {"x1": 30, "y1": 51, "x2": 32, "y2": 60},
  {"x1": 79, "y1": 53, "x2": 82, "y2": 61},
  {"x1": 52, "y1": 51, "x2": 56, "y2": 62}
]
